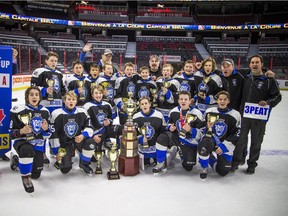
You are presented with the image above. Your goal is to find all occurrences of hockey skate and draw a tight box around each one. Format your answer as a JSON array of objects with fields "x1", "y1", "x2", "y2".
[
  {"x1": 79, "y1": 160, "x2": 93, "y2": 176},
  {"x1": 230, "y1": 162, "x2": 239, "y2": 173},
  {"x1": 200, "y1": 168, "x2": 208, "y2": 180},
  {"x1": 1, "y1": 154, "x2": 10, "y2": 161},
  {"x1": 153, "y1": 161, "x2": 167, "y2": 176},
  {"x1": 43, "y1": 153, "x2": 50, "y2": 167},
  {"x1": 10, "y1": 152, "x2": 19, "y2": 171},
  {"x1": 21, "y1": 175, "x2": 34, "y2": 194}
]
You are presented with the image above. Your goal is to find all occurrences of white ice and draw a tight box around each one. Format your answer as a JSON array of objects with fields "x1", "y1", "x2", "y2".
[{"x1": 0, "y1": 90, "x2": 288, "y2": 216}]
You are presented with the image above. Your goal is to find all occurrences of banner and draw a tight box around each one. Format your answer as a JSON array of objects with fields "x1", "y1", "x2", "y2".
[
  {"x1": 0, "y1": 46, "x2": 12, "y2": 155},
  {"x1": 0, "y1": 12, "x2": 287, "y2": 31},
  {"x1": 243, "y1": 102, "x2": 270, "y2": 121}
]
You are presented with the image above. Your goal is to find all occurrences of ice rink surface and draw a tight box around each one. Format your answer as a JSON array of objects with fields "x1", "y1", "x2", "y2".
[{"x1": 0, "y1": 90, "x2": 288, "y2": 216}]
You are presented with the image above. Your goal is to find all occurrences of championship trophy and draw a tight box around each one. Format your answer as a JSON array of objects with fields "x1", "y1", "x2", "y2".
[
  {"x1": 159, "y1": 81, "x2": 171, "y2": 102},
  {"x1": 107, "y1": 140, "x2": 120, "y2": 180},
  {"x1": 118, "y1": 92, "x2": 140, "y2": 176},
  {"x1": 125, "y1": 92, "x2": 137, "y2": 121},
  {"x1": 198, "y1": 76, "x2": 211, "y2": 98},
  {"x1": 94, "y1": 151, "x2": 104, "y2": 174},
  {"x1": 77, "y1": 80, "x2": 86, "y2": 101},
  {"x1": 18, "y1": 113, "x2": 34, "y2": 141},
  {"x1": 46, "y1": 78, "x2": 55, "y2": 101},
  {"x1": 150, "y1": 88, "x2": 158, "y2": 107},
  {"x1": 179, "y1": 114, "x2": 197, "y2": 139}
]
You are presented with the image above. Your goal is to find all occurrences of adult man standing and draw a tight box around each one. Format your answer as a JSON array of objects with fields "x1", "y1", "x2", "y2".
[
  {"x1": 220, "y1": 58, "x2": 245, "y2": 111},
  {"x1": 232, "y1": 55, "x2": 281, "y2": 174}
]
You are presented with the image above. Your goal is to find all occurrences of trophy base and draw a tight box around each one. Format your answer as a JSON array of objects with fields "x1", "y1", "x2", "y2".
[
  {"x1": 95, "y1": 167, "x2": 103, "y2": 174},
  {"x1": 118, "y1": 155, "x2": 140, "y2": 176},
  {"x1": 26, "y1": 134, "x2": 35, "y2": 141},
  {"x1": 107, "y1": 170, "x2": 120, "y2": 180}
]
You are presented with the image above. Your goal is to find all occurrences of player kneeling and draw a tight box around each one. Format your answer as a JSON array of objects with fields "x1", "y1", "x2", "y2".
[
  {"x1": 49, "y1": 92, "x2": 96, "y2": 175},
  {"x1": 153, "y1": 91, "x2": 204, "y2": 175},
  {"x1": 198, "y1": 91, "x2": 241, "y2": 179},
  {"x1": 9, "y1": 87, "x2": 51, "y2": 193}
]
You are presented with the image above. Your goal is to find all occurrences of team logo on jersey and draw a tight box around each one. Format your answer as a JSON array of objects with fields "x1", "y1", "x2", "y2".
[
  {"x1": 30, "y1": 113, "x2": 43, "y2": 135},
  {"x1": 175, "y1": 120, "x2": 183, "y2": 133},
  {"x1": 138, "y1": 86, "x2": 150, "y2": 98},
  {"x1": 64, "y1": 119, "x2": 79, "y2": 138},
  {"x1": 232, "y1": 79, "x2": 238, "y2": 87},
  {"x1": 180, "y1": 81, "x2": 190, "y2": 92},
  {"x1": 96, "y1": 110, "x2": 107, "y2": 125},
  {"x1": 52, "y1": 75, "x2": 60, "y2": 93},
  {"x1": 213, "y1": 119, "x2": 227, "y2": 138},
  {"x1": 198, "y1": 83, "x2": 209, "y2": 94},
  {"x1": 257, "y1": 82, "x2": 264, "y2": 89},
  {"x1": 106, "y1": 85, "x2": 114, "y2": 100},
  {"x1": 143, "y1": 122, "x2": 155, "y2": 140},
  {"x1": 126, "y1": 82, "x2": 136, "y2": 96}
]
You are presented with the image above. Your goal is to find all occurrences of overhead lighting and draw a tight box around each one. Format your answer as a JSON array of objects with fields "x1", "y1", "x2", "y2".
[{"x1": 80, "y1": 1, "x2": 88, "y2": 5}]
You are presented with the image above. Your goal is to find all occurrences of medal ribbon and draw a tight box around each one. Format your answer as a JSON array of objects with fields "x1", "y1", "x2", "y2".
[{"x1": 180, "y1": 109, "x2": 188, "y2": 128}]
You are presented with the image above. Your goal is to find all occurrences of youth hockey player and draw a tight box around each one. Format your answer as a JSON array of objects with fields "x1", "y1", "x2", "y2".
[
  {"x1": 198, "y1": 91, "x2": 241, "y2": 179},
  {"x1": 83, "y1": 85, "x2": 122, "y2": 173},
  {"x1": 9, "y1": 87, "x2": 51, "y2": 193},
  {"x1": 153, "y1": 91, "x2": 204, "y2": 175},
  {"x1": 155, "y1": 63, "x2": 181, "y2": 123},
  {"x1": 133, "y1": 97, "x2": 166, "y2": 167},
  {"x1": 194, "y1": 57, "x2": 223, "y2": 113},
  {"x1": 49, "y1": 91, "x2": 96, "y2": 175},
  {"x1": 84, "y1": 63, "x2": 100, "y2": 102},
  {"x1": 134, "y1": 66, "x2": 157, "y2": 104},
  {"x1": 65, "y1": 60, "x2": 89, "y2": 107},
  {"x1": 114, "y1": 62, "x2": 136, "y2": 125},
  {"x1": 173, "y1": 60, "x2": 197, "y2": 103},
  {"x1": 31, "y1": 51, "x2": 66, "y2": 113},
  {"x1": 96, "y1": 63, "x2": 117, "y2": 107}
]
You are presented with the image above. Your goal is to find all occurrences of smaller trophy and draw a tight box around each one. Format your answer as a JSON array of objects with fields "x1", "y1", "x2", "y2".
[
  {"x1": 198, "y1": 76, "x2": 211, "y2": 98},
  {"x1": 159, "y1": 81, "x2": 171, "y2": 102},
  {"x1": 94, "y1": 151, "x2": 104, "y2": 174},
  {"x1": 140, "y1": 123, "x2": 149, "y2": 148},
  {"x1": 150, "y1": 88, "x2": 158, "y2": 107},
  {"x1": 205, "y1": 113, "x2": 219, "y2": 138},
  {"x1": 57, "y1": 148, "x2": 67, "y2": 164},
  {"x1": 100, "y1": 81, "x2": 109, "y2": 101},
  {"x1": 124, "y1": 92, "x2": 138, "y2": 122},
  {"x1": 46, "y1": 79, "x2": 55, "y2": 101},
  {"x1": 77, "y1": 80, "x2": 86, "y2": 101},
  {"x1": 107, "y1": 140, "x2": 120, "y2": 180},
  {"x1": 179, "y1": 114, "x2": 197, "y2": 139},
  {"x1": 18, "y1": 113, "x2": 34, "y2": 141}
]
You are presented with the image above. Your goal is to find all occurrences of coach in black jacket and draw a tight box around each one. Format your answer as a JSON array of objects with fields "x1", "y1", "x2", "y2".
[
  {"x1": 220, "y1": 59, "x2": 245, "y2": 111},
  {"x1": 232, "y1": 55, "x2": 282, "y2": 174}
]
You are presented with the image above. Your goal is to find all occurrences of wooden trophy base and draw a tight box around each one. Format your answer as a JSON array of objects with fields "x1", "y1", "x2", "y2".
[{"x1": 118, "y1": 155, "x2": 140, "y2": 176}]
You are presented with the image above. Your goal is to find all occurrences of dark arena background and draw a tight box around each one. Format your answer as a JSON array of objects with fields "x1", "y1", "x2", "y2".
[
  {"x1": 0, "y1": 1, "x2": 287, "y2": 82},
  {"x1": 1, "y1": 1, "x2": 288, "y2": 215}
]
